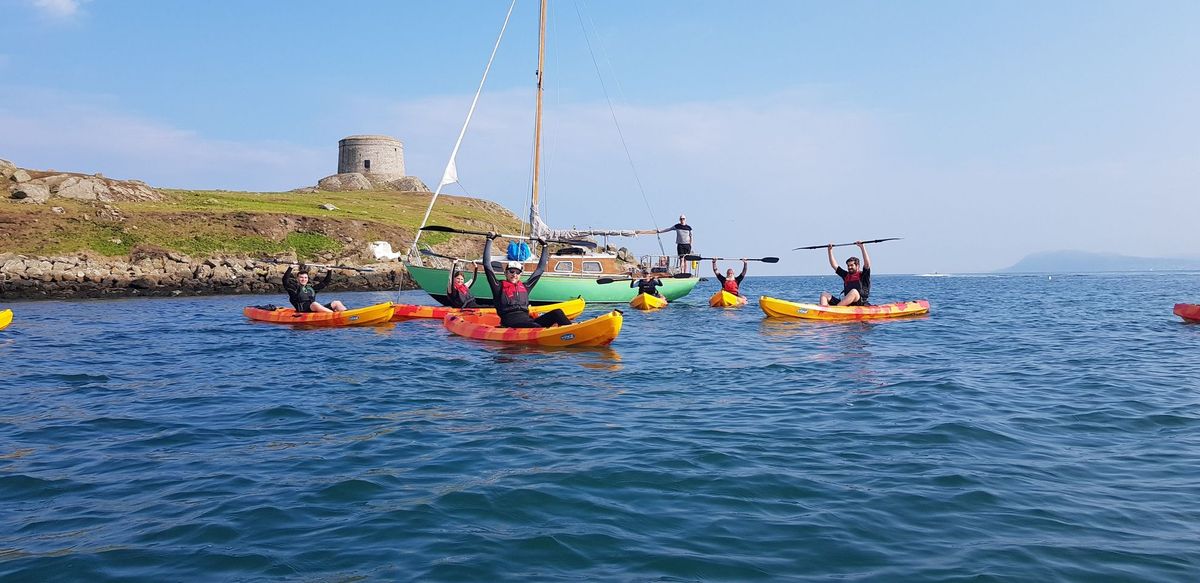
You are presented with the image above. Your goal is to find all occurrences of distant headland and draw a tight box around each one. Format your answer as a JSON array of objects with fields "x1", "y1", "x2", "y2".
[{"x1": 998, "y1": 250, "x2": 1200, "y2": 273}]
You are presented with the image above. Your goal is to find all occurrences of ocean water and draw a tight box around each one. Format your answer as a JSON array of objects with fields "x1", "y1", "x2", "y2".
[{"x1": 1, "y1": 273, "x2": 1198, "y2": 581}]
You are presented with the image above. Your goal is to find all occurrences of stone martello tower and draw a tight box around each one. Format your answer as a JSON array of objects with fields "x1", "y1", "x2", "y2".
[{"x1": 337, "y1": 135, "x2": 405, "y2": 178}]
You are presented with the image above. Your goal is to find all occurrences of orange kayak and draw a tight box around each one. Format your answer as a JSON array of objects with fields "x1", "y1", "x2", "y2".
[
  {"x1": 1175, "y1": 303, "x2": 1200, "y2": 323},
  {"x1": 244, "y1": 302, "x2": 395, "y2": 326},
  {"x1": 391, "y1": 297, "x2": 585, "y2": 322},
  {"x1": 709, "y1": 290, "x2": 746, "y2": 307},
  {"x1": 443, "y1": 310, "x2": 623, "y2": 347},
  {"x1": 629, "y1": 293, "x2": 668, "y2": 311},
  {"x1": 760, "y1": 296, "x2": 929, "y2": 320}
]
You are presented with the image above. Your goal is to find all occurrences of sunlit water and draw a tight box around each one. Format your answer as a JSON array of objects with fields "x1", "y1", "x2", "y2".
[{"x1": 2, "y1": 273, "x2": 1198, "y2": 581}]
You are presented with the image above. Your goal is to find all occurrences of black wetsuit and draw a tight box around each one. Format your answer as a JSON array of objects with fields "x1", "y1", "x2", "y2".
[
  {"x1": 282, "y1": 267, "x2": 332, "y2": 312},
  {"x1": 483, "y1": 239, "x2": 572, "y2": 328},
  {"x1": 446, "y1": 267, "x2": 479, "y2": 309},
  {"x1": 630, "y1": 277, "x2": 664, "y2": 297},
  {"x1": 832, "y1": 266, "x2": 871, "y2": 305},
  {"x1": 714, "y1": 264, "x2": 747, "y2": 295}
]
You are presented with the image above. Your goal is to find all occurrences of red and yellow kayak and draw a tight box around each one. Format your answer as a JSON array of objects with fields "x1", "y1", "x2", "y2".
[
  {"x1": 630, "y1": 293, "x2": 668, "y2": 311},
  {"x1": 0, "y1": 309, "x2": 12, "y2": 331},
  {"x1": 244, "y1": 302, "x2": 395, "y2": 326},
  {"x1": 760, "y1": 296, "x2": 929, "y2": 320},
  {"x1": 443, "y1": 310, "x2": 623, "y2": 347},
  {"x1": 709, "y1": 290, "x2": 747, "y2": 308},
  {"x1": 1175, "y1": 303, "x2": 1200, "y2": 323},
  {"x1": 391, "y1": 297, "x2": 586, "y2": 322}
]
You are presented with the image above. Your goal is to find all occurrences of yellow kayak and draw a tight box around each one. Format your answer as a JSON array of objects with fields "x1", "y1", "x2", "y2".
[
  {"x1": 760, "y1": 296, "x2": 930, "y2": 320},
  {"x1": 392, "y1": 297, "x2": 585, "y2": 321},
  {"x1": 444, "y1": 310, "x2": 623, "y2": 347},
  {"x1": 0, "y1": 309, "x2": 11, "y2": 331},
  {"x1": 709, "y1": 290, "x2": 746, "y2": 308},
  {"x1": 629, "y1": 293, "x2": 668, "y2": 311}
]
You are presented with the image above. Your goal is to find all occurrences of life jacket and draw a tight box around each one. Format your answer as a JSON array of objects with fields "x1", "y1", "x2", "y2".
[
  {"x1": 842, "y1": 270, "x2": 863, "y2": 295},
  {"x1": 722, "y1": 277, "x2": 740, "y2": 294},
  {"x1": 497, "y1": 280, "x2": 529, "y2": 315},
  {"x1": 448, "y1": 282, "x2": 473, "y2": 308},
  {"x1": 295, "y1": 284, "x2": 316, "y2": 312},
  {"x1": 636, "y1": 279, "x2": 659, "y2": 295}
]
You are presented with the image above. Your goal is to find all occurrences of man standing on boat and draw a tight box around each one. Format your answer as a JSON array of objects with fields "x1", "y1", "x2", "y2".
[
  {"x1": 649, "y1": 214, "x2": 694, "y2": 275},
  {"x1": 820, "y1": 241, "x2": 871, "y2": 307}
]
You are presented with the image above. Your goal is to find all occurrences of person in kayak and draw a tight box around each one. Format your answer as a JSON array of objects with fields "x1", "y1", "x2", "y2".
[
  {"x1": 282, "y1": 265, "x2": 347, "y2": 313},
  {"x1": 713, "y1": 258, "x2": 749, "y2": 305},
  {"x1": 483, "y1": 233, "x2": 572, "y2": 328},
  {"x1": 630, "y1": 268, "x2": 665, "y2": 298},
  {"x1": 820, "y1": 241, "x2": 871, "y2": 306},
  {"x1": 446, "y1": 261, "x2": 480, "y2": 309}
]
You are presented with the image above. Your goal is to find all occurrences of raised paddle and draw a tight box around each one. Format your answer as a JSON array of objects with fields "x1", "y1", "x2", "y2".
[
  {"x1": 684, "y1": 255, "x2": 780, "y2": 263},
  {"x1": 597, "y1": 273, "x2": 695, "y2": 284},
  {"x1": 257, "y1": 258, "x2": 377, "y2": 273},
  {"x1": 793, "y1": 238, "x2": 902, "y2": 251},
  {"x1": 419, "y1": 225, "x2": 598, "y2": 249}
]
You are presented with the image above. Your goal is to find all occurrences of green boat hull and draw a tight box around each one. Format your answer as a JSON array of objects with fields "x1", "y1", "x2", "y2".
[{"x1": 405, "y1": 264, "x2": 700, "y2": 306}]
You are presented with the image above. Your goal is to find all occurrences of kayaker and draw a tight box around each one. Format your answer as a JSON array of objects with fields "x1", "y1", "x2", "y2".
[
  {"x1": 483, "y1": 233, "x2": 572, "y2": 328},
  {"x1": 630, "y1": 268, "x2": 665, "y2": 298},
  {"x1": 446, "y1": 261, "x2": 480, "y2": 309},
  {"x1": 713, "y1": 259, "x2": 748, "y2": 303},
  {"x1": 282, "y1": 265, "x2": 347, "y2": 313},
  {"x1": 820, "y1": 241, "x2": 871, "y2": 306}
]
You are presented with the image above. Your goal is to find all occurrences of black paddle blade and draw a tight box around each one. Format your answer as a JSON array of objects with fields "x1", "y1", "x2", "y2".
[
  {"x1": 793, "y1": 238, "x2": 902, "y2": 250},
  {"x1": 761, "y1": 257, "x2": 780, "y2": 263},
  {"x1": 596, "y1": 277, "x2": 629, "y2": 285},
  {"x1": 419, "y1": 225, "x2": 461, "y2": 233},
  {"x1": 672, "y1": 272, "x2": 695, "y2": 278},
  {"x1": 684, "y1": 254, "x2": 703, "y2": 261}
]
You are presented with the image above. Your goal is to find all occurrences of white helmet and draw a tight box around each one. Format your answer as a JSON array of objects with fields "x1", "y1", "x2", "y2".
[{"x1": 506, "y1": 261, "x2": 523, "y2": 271}]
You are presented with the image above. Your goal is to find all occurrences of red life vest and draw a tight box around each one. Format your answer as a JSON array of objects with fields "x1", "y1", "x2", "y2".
[
  {"x1": 453, "y1": 282, "x2": 470, "y2": 296},
  {"x1": 498, "y1": 280, "x2": 529, "y2": 315},
  {"x1": 722, "y1": 277, "x2": 740, "y2": 294}
]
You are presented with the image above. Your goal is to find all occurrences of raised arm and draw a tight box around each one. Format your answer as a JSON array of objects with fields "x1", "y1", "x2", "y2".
[
  {"x1": 711, "y1": 258, "x2": 720, "y2": 277},
  {"x1": 524, "y1": 240, "x2": 551, "y2": 290},
  {"x1": 463, "y1": 263, "x2": 479, "y2": 288},
  {"x1": 447, "y1": 263, "x2": 460, "y2": 294},
  {"x1": 482, "y1": 235, "x2": 500, "y2": 293},
  {"x1": 738, "y1": 260, "x2": 748, "y2": 281},
  {"x1": 858, "y1": 241, "x2": 871, "y2": 270},
  {"x1": 827, "y1": 244, "x2": 839, "y2": 271},
  {"x1": 282, "y1": 266, "x2": 298, "y2": 293},
  {"x1": 313, "y1": 270, "x2": 333, "y2": 291}
]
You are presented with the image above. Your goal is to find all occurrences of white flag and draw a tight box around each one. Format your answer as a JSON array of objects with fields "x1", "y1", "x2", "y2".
[{"x1": 439, "y1": 159, "x2": 458, "y2": 188}]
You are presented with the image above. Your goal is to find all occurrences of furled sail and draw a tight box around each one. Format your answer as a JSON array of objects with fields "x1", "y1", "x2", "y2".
[{"x1": 528, "y1": 207, "x2": 643, "y2": 241}]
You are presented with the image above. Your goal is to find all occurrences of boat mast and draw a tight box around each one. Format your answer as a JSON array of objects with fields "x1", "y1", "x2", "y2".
[{"x1": 530, "y1": 0, "x2": 547, "y2": 220}]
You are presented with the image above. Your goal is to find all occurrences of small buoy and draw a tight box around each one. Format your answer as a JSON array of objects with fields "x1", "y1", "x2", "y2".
[{"x1": 1048, "y1": 275, "x2": 1052, "y2": 280}]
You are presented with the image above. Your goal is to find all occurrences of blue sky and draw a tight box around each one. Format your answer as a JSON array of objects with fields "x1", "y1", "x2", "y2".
[{"x1": 2, "y1": 0, "x2": 1198, "y2": 274}]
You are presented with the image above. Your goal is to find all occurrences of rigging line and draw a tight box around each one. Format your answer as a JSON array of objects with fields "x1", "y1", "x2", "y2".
[
  {"x1": 409, "y1": 0, "x2": 518, "y2": 258},
  {"x1": 576, "y1": 0, "x2": 667, "y2": 257}
]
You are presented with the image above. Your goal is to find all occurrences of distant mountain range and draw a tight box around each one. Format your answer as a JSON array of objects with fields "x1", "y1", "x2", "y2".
[{"x1": 999, "y1": 250, "x2": 1200, "y2": 273}]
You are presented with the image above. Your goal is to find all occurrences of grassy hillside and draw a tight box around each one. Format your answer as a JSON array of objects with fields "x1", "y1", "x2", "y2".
[{"x1": 0, "y1": 188, "x2": 525, "y2": 261}]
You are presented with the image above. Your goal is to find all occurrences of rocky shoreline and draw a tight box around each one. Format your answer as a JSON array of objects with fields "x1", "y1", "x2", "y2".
[{"x1": 0, "y1": 251, "x2": 414, "y2": 301}]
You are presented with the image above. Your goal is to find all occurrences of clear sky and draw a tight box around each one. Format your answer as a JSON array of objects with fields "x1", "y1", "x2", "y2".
[{"x1": 2, "y1": 0, "x2": 1198, "y2": 274}]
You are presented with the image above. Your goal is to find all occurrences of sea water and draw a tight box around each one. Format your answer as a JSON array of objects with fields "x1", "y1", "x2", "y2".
[{"x1": 1, "y1": 273, "x2": 1198, "y2": 581}]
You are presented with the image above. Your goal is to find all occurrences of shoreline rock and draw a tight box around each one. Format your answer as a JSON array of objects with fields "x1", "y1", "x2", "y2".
[{"x1": 0, "y1": 252, "x2": 416, "y2": 300}]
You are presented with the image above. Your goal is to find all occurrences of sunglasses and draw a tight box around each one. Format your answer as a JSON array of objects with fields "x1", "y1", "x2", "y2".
[{"x1": 506, "y1": 268, "x2": 522, "y2": 274}]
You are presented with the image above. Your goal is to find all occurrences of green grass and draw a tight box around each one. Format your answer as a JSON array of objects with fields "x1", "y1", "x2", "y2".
[{"x1": 86, "y1": 225, "x2": 141, "y2": 256}]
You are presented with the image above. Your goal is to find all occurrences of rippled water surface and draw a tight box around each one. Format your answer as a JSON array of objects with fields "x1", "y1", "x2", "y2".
[{"x1": 2, "y1": 273, "x2": 1199, "y2": 581}]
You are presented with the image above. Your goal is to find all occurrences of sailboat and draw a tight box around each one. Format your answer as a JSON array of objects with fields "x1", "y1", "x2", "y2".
[{"x1": 402, "y1": 0, "x2": 700, "y2": 306}]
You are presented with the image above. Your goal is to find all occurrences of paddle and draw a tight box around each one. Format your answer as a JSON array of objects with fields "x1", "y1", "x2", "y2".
[
  {"x1": 257, "y1": 258, "x2": 377, "y2": 273},
  {"x1": 793, "y1": 238, "x2": 902, "y2": 251},
  {"x1": 684, "y1": 255, "x2": 779, "y2": 263},
  {"x1": 596, "y1": 273, "x2": 694, "y2": 284},
  {"x1": 419, "y1": 225, "x2": 597, "y2": 249}
]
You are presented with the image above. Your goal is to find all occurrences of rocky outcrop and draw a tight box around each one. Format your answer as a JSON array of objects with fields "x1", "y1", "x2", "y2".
[
  {"x1": 0, "y1": 251, "x2": 414, "y2": 300},
  {"x1": 5, "y1": 160, "x2": 162, "y2": 204},
  {"x1": 311, "y1": 172, "x2": 430, "y2": 193}
]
